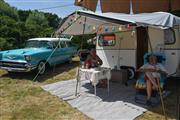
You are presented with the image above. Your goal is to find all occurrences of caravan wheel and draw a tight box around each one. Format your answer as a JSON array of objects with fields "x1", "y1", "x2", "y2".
[{"x1": 127, "y1": 68, "x2": 135, "y2": 79}]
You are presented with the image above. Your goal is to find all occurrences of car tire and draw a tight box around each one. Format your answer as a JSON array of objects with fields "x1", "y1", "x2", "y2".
[
  {"x1": 68, "y1": 56, "x2": 72, "y2": 63},
  {"x1": 36, "y1": 61, "x2": 46, "y2": 75},
  {"x1": 8, "y1": 71, "x2": 15, "y2": 75},
  {"x1": 127, "y1": 68, "x2": 135, "y2": 80}
]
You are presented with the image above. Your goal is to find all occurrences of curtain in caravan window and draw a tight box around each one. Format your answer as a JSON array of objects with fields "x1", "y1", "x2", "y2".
[{"x1": 164, "y1": 29, "x2": 176, "y2": 45}]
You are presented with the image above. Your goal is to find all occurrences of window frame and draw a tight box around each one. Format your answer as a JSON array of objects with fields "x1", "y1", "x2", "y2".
[
  {"x1": 98, "y1": 34, "x2": 116, "y2": 47},
  {"x1": 164, "y1": 28, "x2": 176, "y2": 45}
]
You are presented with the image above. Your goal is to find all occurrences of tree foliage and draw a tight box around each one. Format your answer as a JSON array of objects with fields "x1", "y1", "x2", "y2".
[
  {"x1": 0, "y1": 0, "x2": 19, "y2": 20},
  {"x1": 0, "y1": 0, "x2": 61, "y2": 50}
]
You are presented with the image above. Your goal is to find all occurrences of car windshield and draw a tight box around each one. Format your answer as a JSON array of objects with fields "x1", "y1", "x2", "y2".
[{"x1": 26, "y1": 40, "x2": 52, "y2": 48}]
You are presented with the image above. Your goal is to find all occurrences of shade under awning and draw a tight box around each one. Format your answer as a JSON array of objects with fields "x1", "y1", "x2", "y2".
[{"x1": 56, "y1": 10, "x2": 180, "y2": 35}]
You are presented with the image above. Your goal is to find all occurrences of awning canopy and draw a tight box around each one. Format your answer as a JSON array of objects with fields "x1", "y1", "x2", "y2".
[{"x1": 56, "y1": 10, "x2": 180, "y2": 35}]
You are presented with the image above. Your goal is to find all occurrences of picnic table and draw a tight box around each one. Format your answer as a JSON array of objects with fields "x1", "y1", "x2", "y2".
[{"x1": 75, "y1": 67, "x2": 111, "y2": 96}]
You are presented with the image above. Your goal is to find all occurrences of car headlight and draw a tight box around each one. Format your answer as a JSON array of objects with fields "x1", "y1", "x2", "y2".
[{"x1": 24, "y1": 55, "x2": 31, "y2": 61}]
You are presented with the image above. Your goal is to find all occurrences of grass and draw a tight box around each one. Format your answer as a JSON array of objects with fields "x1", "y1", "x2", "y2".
[
  {"x1": 0, "y1": 57, "x2": 178, "y2": 120},
  {"x1": 0, "y1": 58, "x2": 90, "y2": 120}
]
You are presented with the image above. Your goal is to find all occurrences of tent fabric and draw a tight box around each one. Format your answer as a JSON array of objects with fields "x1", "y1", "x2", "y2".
[
  {"x1": 78, "y1": 10, "x2": 180, "y2": 27},
  {"x1": 56, "y1": 12, "x2": 120, "y2": 35},
  {"x1": 56, "y1": 10, "x2": 180, "y2": 35}
]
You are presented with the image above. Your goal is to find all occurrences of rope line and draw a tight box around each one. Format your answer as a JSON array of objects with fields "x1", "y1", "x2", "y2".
[{"x1": 37, "y1": 4, "x2": 74, "y2": 10}]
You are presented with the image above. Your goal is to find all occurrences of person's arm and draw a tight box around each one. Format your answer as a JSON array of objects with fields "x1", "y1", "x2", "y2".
[
  {"x1": 156, "y1": 64, "x2": 168, "y2": 75},
  {"x1": 137, "y1": 64, "x2": 157, "y2": 72}
]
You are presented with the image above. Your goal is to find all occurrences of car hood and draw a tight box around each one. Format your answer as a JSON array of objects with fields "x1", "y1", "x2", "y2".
[{"x1": 1, "y1": 48, "x2": 49, "y2": 61}]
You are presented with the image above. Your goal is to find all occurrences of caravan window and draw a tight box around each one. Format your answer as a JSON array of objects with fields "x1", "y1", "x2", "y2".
[
  {"x1": 164, "y1": 29, "x2": 175, "y2": 44},
  {"x1": 98, "y1": 34, "x2": 116, "y2": 46}
]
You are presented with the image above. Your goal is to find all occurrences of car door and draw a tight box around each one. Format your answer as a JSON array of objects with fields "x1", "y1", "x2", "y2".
[
  {"x1": 59, "y1": 41, "x2": 70, "y2": 61},
  {"x1": 50, "y1": 41, "x2": 63, "y2": 65},
  {"x1": 66, "y1": 41, "x2": 77, "y2": 57}
]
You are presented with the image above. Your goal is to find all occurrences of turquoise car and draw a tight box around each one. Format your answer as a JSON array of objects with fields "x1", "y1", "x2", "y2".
[{"x1": 0, "y1": 37, "x2": 77, "y2": 75}]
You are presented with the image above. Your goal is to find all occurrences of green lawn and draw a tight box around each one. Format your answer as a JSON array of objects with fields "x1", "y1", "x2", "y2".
[{"x1": 0, "y1": 59, "x2": 178, "y2": 120}]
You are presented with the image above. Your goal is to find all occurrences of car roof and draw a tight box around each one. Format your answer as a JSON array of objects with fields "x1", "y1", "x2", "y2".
[{"x1": 28, "y1": 38, "x2": 71, "y2": 42}]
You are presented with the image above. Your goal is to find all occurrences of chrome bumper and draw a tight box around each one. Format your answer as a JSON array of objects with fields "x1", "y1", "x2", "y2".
[
  {"x1": 0, "y1": 66, "x2": 36, "y2": 72},
  {"x1": 0, "y1": 61, "x2": 36, "y2": 72}
]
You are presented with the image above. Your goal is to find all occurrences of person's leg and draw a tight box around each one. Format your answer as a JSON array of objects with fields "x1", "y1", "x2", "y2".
[
  {"x1": 146, "y1": 73, "x2": 158, "y2": 88},
  {"x1": 146, "y1": 79, "x2": 153, "y2": 100}
]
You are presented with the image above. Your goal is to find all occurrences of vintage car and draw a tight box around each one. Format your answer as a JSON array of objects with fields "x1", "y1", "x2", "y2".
[{"x1": 0, "y1": 37, "x2": 77, "y2": 75}]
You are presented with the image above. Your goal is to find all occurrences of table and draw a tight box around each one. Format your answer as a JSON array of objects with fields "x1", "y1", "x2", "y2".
[{"x1": 75, "y1": 67, "x2": 111, "y2": 96}]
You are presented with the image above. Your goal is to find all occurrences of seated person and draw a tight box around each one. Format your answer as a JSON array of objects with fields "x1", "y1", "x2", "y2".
[
  {"x1": 137, "y1": 55, "x2": 168, "y2": 105},
  {"x1": 84, "y1": 49, "x2": 103, "y2": 69}
]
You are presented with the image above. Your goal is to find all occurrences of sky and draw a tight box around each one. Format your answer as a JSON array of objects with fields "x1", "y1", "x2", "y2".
[
  {"x1": 5, "y1": 0, "x2": 80, "y2": 18},
  {"x1": 4, "y1": 0, "x2": 101, "y2": 18}
]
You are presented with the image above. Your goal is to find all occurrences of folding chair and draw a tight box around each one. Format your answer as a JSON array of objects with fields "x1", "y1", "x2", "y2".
[{"x1": 135, "y1": 52, "x2": 168, "y2": 105}]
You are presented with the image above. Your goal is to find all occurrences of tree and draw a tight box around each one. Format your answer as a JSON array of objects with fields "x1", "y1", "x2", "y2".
[
  {"x1": 0, "y1": 0, "x2": 19, "y2": 20},
  {"x1": 44, "y1": 13, "x2": 61, "y2": 29},
  {"x1": 25, "y1": 11, "x2": 53, "y2": 37},
  {"x1": 0, "y1": 0, "x2": 61, "y2": 50},
  {"x1": 18, "y1": 10, "x2": 32, "y2": 22},
  {"x1": 0, "y1": 37, "x2": 12, "y2": 50}
]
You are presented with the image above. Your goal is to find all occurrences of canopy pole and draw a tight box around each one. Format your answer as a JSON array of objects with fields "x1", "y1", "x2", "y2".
[
  {"x1": 75, "y1": 16, "x2": 87, "y2": 96},
  {"x1": 80, "y1": 16, "x2": 87, "y2": 50}
]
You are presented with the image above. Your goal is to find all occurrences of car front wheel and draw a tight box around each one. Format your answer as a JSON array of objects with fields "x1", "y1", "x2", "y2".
[{"x1": 36, "y1": 61, "x2": 46, "y2": 75}]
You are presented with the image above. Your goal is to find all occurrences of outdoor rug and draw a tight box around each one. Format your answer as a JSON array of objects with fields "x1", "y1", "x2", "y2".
[{"x1": 42, "y1": 79, "x2": 147, "y2": 120}]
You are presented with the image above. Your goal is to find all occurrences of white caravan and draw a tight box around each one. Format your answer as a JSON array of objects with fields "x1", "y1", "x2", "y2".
[
  {"x1": 96, "y1": 26, "x2": 180, "y2": 76},
  {"x1": 56, "y1": 10, "x2": 180, "y2": 77}
]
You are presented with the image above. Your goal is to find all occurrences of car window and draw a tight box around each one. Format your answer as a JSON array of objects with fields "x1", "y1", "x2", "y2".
[
  {"x1": 26, "y1": 40, "x2": 52, "y2": 48},
  {"x1": 26, "y1": 41, "x2": 39, "y2": 48},
  {"x1": 39, "y1": 41, "x2": 52, "y2": 48},
  {"x1": 60, "y1": 41, "x2": 67, "y2": 48},
  {"x1": 52, "y1": 41, "x2": 60, "y2": 48},
  {"x1": 66, "y1": 42, "x2": 73, "y2": 47}
]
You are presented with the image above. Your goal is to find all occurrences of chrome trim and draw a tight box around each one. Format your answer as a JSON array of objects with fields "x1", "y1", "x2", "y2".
[
  {"x1": 0, "y1": 66, "x2": 36, "y2": 72},
  {"x1": 0, "y1": 60, "x2": 27, "y2": 64},
  {"x1": 0, "y1": 61, "x2": 36, "y2": 72}
]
